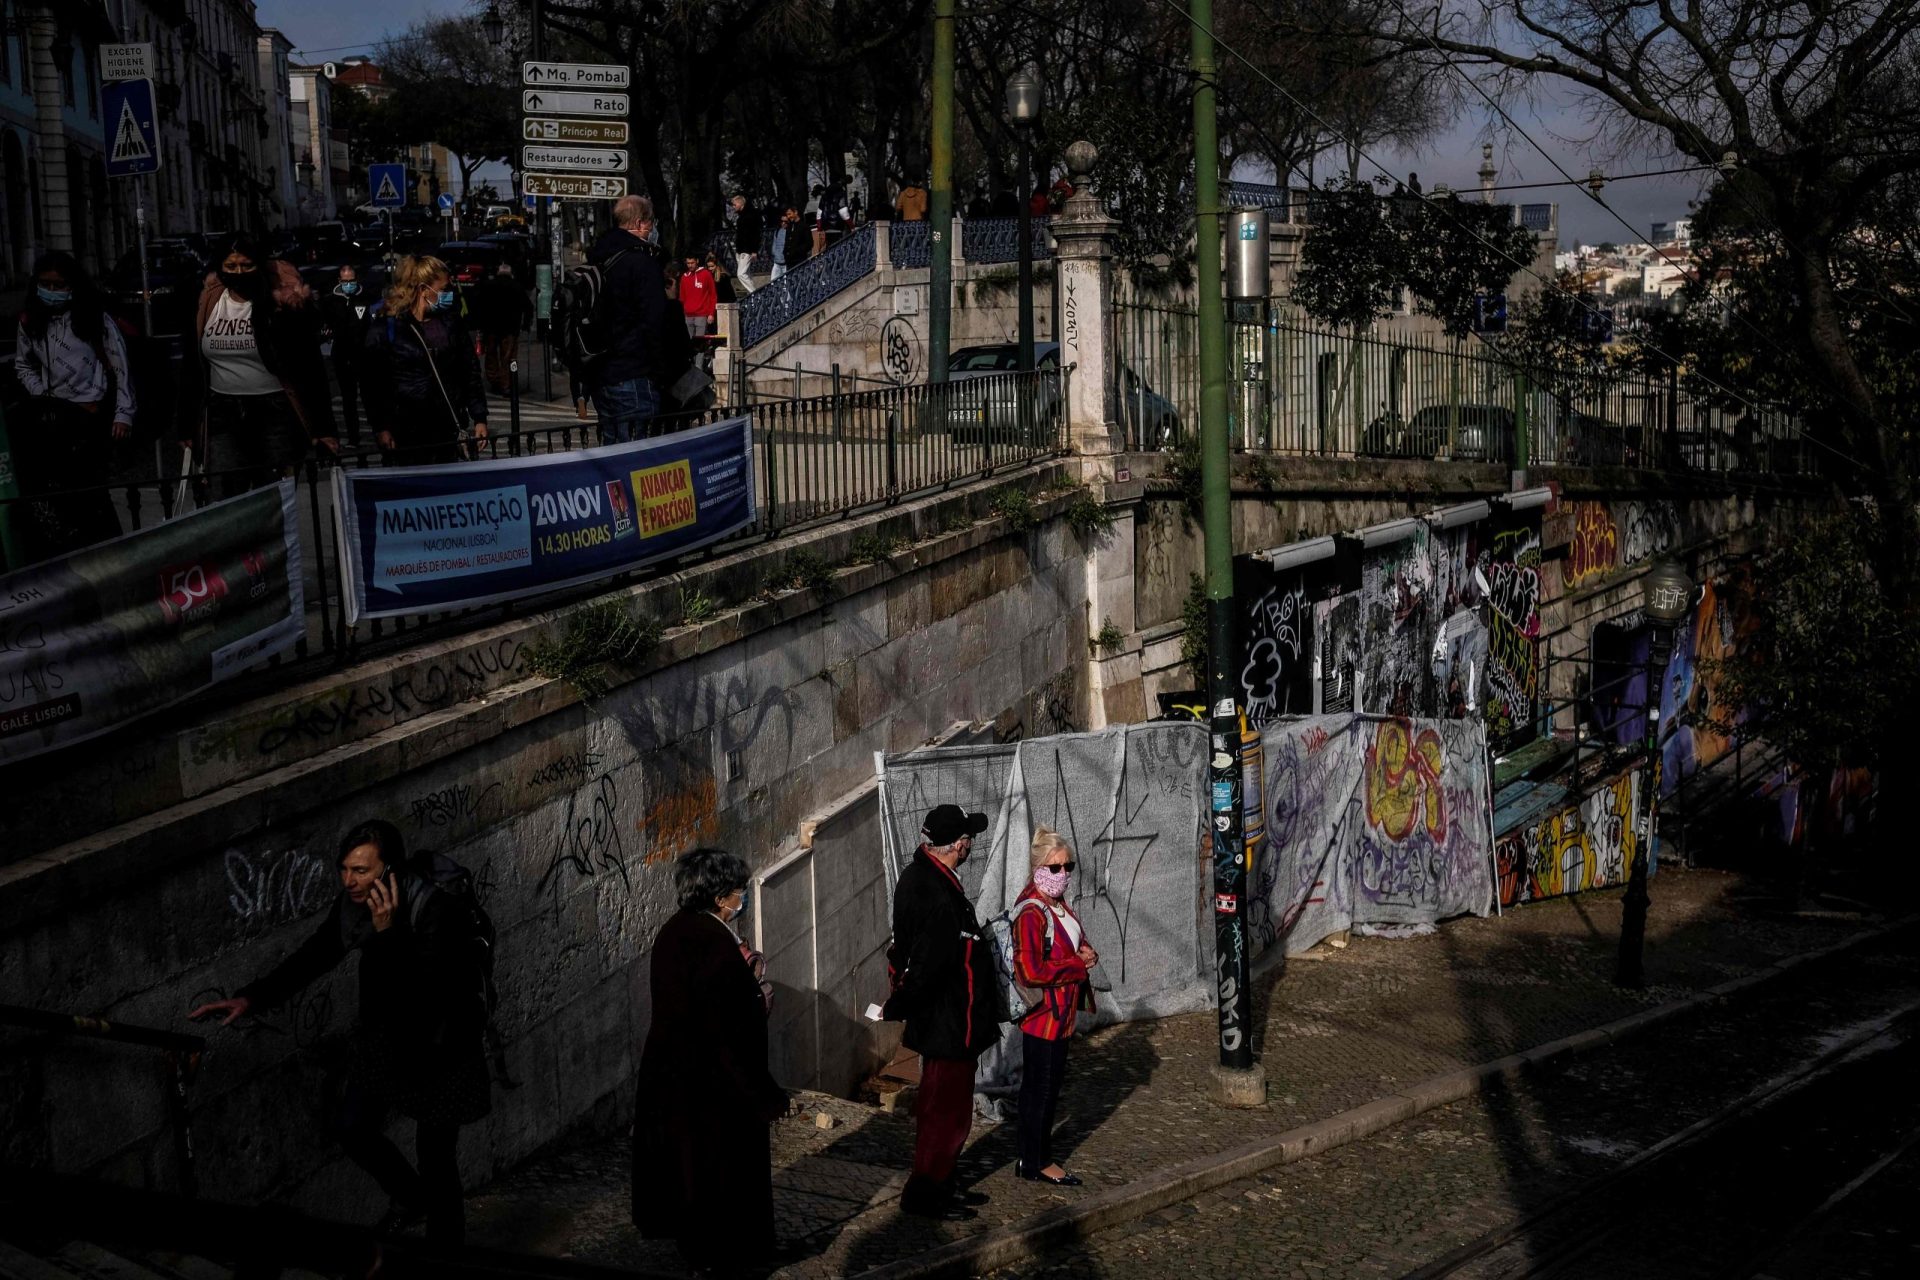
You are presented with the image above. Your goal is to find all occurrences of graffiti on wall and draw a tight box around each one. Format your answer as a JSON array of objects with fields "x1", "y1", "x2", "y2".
[
  {"x1": 1357, "y1": 530, "x2": 1435, "y2": 717},
  {"x1": 1660, "y1": 573, "x2": 1757, "y2": 796},
  {"x1": 1483, "y1": 524, "x2": 1542, "y2": 740},
  {"x1": 1568, "y1": 502, "x2": 1620, "y2": 588},
  {"x1": 1620, "y1": 500, "x2": 1679, "y2": 568},
  {"x1": 1314, "y1": 593, "x2": 1361, "y2": 714},
  {"x1": 1236, "y1": 557, "x2": 1311, "y2": 730},
  {"x1": 1252, "y1": 712, "x2": 1493, "y2": 955},
  {"x1": 1493, "y1": 767, "x2": 1642, "y2": 908}
]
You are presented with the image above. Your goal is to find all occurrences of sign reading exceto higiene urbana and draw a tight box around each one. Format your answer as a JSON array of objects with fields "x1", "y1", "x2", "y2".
[
  {"x1": 0, "y1": 482, "x2": 305, "y2": 763},
  {"x1": 332, "y1": 418, "x2": 755, "y2": 623}
]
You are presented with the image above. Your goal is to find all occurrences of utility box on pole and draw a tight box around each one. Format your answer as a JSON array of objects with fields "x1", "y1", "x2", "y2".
[{"x1": 1225, "y1": 208, "x2": 1269, "y2": 300}]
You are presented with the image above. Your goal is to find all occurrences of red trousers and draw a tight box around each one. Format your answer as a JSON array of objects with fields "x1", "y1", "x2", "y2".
[{"x1": 905, "y1": 1056, "x2": 976, "y2": 1206}]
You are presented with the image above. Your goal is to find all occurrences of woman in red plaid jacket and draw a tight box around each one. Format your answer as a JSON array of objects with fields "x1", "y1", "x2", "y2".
[{"x1": 1011, "y1": 825, "x2": 1099, "y2": 1186}]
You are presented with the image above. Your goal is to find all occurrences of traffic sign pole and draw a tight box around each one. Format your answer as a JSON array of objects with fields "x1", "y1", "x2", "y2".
[{"x1": 136, "y1": 178, "x2": 150, "y2": 336}]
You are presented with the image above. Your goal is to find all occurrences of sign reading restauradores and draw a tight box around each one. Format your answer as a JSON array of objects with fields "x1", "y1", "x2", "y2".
[
  {"x1": 522, "y1": 145, "x2": 628, "y2": 174},
  {"x1": 332, "y1": 419, "x2": 755, "y2": 623},
  {"x1": 522, "y1": 61, "x2": 631, "y2": 89}
]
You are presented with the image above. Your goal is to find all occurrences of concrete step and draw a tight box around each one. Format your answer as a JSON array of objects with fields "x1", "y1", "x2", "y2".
[
  {"x1": 51, "y1": 1241, "x2": 171, "y2": 1280},
  {"x1": 0, "y1": 1238, "x2": 73, "y2": 1280},
  {"x1": 137, "y1": 1252, "x2": 231, "y2": 1280}
]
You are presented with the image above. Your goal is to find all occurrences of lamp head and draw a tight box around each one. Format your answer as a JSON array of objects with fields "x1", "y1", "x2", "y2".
[
  {"x1": 1643, "y1": 559, "x2": 1694, "y2": 628},
  {"x1": 1006, "y1": 69, "x2": 1041, "y2": 125}
]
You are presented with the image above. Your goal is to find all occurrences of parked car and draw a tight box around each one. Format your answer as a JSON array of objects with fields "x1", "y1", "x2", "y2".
[
  {"x1": 1563, "y1": 412, "x2": 1641, "y2": 467},
  {"x1": 435, "y1": 240, "x2": 513, "y2": 291},
  {"x1": 946, "y1": 341, "x2": 1062, "y2": 446},
  {"x1": 1404, "y1": 404, "x2": 1516, "y2": 463},
  {"x1": 1118, "y1": 364, "x2": 1183, "y2": 446},
  {"x1": 107, "y1": 243, "x2": 209, "y2": 337}
]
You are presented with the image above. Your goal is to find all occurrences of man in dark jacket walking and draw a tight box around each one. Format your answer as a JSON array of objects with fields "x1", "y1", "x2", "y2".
[
  {"x1": 730, "y1": 194, "x2": 763, "y2": 293},
  {"x1": 584, "y1": 194, "x2": 674, "y2": 444},
  {"x1": 883, "y1": 804, "x2": 1008, "y2": 1220},
  {"x1": 188, "y1": 819, "x2": 491, "y2": 1244},
  {"x1": 318, "y1": 264, "x2": 371, "y2": 444},
  {"x1": 476, "y1": 263, "x2": 531, "y2": 395}
]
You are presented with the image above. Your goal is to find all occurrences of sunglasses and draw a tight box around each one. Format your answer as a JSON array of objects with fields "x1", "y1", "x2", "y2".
[{"x1": 1042, "y1": 862, "x2": 1075, "y2": 873}]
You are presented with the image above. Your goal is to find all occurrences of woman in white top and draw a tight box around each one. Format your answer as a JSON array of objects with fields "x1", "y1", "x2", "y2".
[
  {"x1": 11, "y1": 251, "x2": 133, "y2": 562},
  {"x1": 181, "y1": 232, "x2": 336, "y2": 497}
]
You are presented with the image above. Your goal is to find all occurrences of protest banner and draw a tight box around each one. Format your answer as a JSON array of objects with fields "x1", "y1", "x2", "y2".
[
  {"x1": 0, "y1": 481, "x2": 304, "y2": 763},
  {"x1": 333, "y1": 418, "x2": 755, "y2": 623}
]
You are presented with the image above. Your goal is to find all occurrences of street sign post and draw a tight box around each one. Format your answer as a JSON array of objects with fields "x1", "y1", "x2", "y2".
[
  {"x1": 369, "y1": 163, "x2": 406, "y2": 208},
  {"x1": 521, "y1": 61, "x2": 630, "y2": 89},
  {"x1": 101, "y1": 43, "x2": 155, "y2": 83},
  {"x1": 100, "y1": 75, "x2": 161, "y2": 336},
  {"x1": 521, "y1": 145, "x2": 628, "y2": 175},
  {"x1": 521, "y1": 90, "x2": 628, "y2": 117},
  {"x1": 521, "y1": 117, "x2": 629, "y2": 146},
  {"x1": 523, "y1": 174, "x2": 628, "y2": 200}
]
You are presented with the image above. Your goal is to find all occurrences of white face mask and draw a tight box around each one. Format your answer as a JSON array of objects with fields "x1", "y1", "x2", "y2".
[{"x1": 1034, "y1": 866, "x2": 1071, "y2": 897}]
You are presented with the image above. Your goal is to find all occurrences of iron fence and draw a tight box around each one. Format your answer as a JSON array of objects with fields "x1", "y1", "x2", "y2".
[
  {"x1": 0, "y1": 369, "x2": 1063, "y2": 693},
  {"x1": 1112, "y1": 300, "x2": 1810, "y2": 474},
  {"x1": 961, "y1": 216, "x2": 1052, "y2": 265},
  {"x1": 739, "y1": 222, "x2": 879, "y2": 347}
]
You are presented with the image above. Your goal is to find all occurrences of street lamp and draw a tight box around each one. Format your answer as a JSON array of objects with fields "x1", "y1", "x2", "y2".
[
  {"x1": 1006, "y1": 68, "x2": 1041, "y2": 375},
  {"x1": 1616, "y1": 558, "x2": 1694, "y2": 988},
  {"x1": 482, "y1": 3, "x2": 506, "y2": 47}
]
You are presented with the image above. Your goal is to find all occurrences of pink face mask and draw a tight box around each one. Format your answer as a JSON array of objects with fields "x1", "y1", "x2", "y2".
[{"x1": 1034, "y1": 866, "x2": 1071, "y2": 898}]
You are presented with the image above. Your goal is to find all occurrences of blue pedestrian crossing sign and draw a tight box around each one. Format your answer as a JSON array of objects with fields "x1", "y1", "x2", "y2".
[
  {"x1": 369, "y1": 163, "x2": 407, "y2": 208},
  {"x1": 101, "y1": 79, "x2": 160, "y2": 177}
]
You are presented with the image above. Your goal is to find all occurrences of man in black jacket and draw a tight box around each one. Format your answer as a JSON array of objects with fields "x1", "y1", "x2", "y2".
[
  {"x1": 585, "y1": 194, "x2": 674, "y2": 444},
  {"x1": 883, "y1": 804, "x2": 1008, "y2": 1220},
  {"x1": 189, "y1": 820, "x2": 491, "y2": 1244},
  {"x1": 318, "y1": 264, "x2": 371, "y2": 444},
  {"x1": 729, "y1": 194, "x2": 763, "y2": 293}
]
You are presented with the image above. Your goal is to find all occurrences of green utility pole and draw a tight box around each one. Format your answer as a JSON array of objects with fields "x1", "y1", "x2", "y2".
[
  {"x1": 1189, "y1": 0, "x2": 1261, "y2": 1101},
  {"x1": 928, "y1": 0, "x2": 956, "y2": 387}
]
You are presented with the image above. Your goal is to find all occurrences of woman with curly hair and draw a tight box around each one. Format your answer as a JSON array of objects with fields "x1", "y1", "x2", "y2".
[{"x1": 360, "y1": 255, "x2": 489, "y2": 465}]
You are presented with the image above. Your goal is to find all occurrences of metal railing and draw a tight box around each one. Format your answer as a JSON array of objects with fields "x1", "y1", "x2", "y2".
[
  {"x1": 1112, "y1": 301, "x2": 1810, "y2": 474},
  {"x1": 0, "y1": 369, "x2": 1064, "y2": 694},
  {"x1": 960, "y1": 216, "x2": 1052, "y2": 265},
  {"x1": 891, "y1": 219, "x2": 931, "y2": 268},
  {"x1": 0, "y1": 1004, "x2": 204, "y2": 1196},
  {"x1": 739, "y1": 222, "x2": 879, "y2": 347},
  {"x1": 1221, "y1": 181, "x2": 1556, "y2": 238}
]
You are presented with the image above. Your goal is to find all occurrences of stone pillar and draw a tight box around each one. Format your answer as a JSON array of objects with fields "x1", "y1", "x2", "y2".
[
  {"x1": 713, "y1": 302, "x2": 743, "y2": 404},
  {"x1": 1051, "y1": 141, "x2": 1119, "y2": 459},
  {"x1": 26, "y1": 8, "x2": 72, "y2": 255},
  {"x1": 1083, "y1": 504, "x2": 1145, "y2": 728}
]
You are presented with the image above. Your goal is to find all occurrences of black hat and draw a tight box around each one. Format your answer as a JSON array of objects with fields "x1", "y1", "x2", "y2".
[{"x1": 921, "y1": 804, "x2": 990, "y2": 846}]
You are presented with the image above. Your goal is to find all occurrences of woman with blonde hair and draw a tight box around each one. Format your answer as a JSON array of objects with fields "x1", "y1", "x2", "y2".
[
  {"x1": 360, "y1": 255, "x2": 489, "y2": 465},
  {"x1": 1009, "y1": 825, "x2": 1098, "y2": 1186}
]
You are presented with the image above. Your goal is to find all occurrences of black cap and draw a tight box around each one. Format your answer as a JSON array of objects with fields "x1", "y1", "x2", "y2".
[{"x1": 921, "y1": 804, "x2": 990, "y2": 846}]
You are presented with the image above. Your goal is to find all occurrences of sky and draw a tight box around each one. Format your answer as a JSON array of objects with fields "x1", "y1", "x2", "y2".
[{"x1": 256, "y1": 0, "x2": 1702, "y2": 246}]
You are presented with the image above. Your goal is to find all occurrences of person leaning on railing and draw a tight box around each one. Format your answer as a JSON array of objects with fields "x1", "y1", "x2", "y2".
[{"x1": 178, "y1": 232, "x2": 337, "y2": 498}]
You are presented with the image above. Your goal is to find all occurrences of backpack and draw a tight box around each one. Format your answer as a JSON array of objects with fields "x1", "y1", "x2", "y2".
[
  {"x1": 555, "y1": 248, "x2": 631, "y2": 371},
  {"x1": 986, "y1": 897, "x2": 1056, "y2": 1026},
  {"x1": 406, "y1": 849, "x2": 519, "y2": 1089}
]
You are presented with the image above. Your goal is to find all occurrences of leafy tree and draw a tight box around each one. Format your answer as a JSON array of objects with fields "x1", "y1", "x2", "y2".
[
  {"x1": 1342, "y1": 0, "x2": 1920, "y2": 597},
  {"x1": 1403, "y1": 193, "x2": 1536, "y2": 338},
  {"x1": 378, "y1": 17, "x2": 521, "y2": 196},
  {"x1": 1291, "y1": 177, "x2": 1406, "y2": 330}
]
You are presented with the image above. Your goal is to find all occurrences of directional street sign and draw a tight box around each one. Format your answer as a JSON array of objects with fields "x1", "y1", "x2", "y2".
[
  {"x1": 521, "y1": 145, "x2": 628, "y2": 175},
  {"x1": 521, "y1": 117, "x2": 629, "y2": 146},
  {"x1": 521, "y1": 61, "x2": 630, "y2": 90},
  {"x1": 101, "y1": 79, "x2": 160, "y2": 178},
  {"x1": 437, "y1": 193, "x2": 455, "y2": 210},
  {"x1": 101, "y1": 43, "x2": 155, "y2": 83},
  {"x1": 369, "y1": 163, "x2": 407, "y2": 208},
  {"x1": 523, "y1": 173, "x2": 628, "y2": 200},
  {"x1": 521, "y1": 90, "x2": 628, "y2": 118}
]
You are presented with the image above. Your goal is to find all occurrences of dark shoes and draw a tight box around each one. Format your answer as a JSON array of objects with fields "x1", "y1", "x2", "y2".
[
  {"x1": 955, "y1": 1189, "x2": 991, "y2": 1206},
  {"x1": 1015, "y1": 1161, "x2": 1083, "y2": 1186}
]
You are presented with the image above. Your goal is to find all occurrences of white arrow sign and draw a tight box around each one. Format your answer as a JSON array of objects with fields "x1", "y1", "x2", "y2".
[
  {"x1": 522, "y1": 145, "x2": 629, "y2": 174},
  {"x1": 522, "y1": 61, "x2": 630, "y2": 89},
  {"x1": 524, "y1": 173, "x2": 628, "y2": 200},
  {"x1": 521, "y1": 89, "x2": 628, "y2": 118}
]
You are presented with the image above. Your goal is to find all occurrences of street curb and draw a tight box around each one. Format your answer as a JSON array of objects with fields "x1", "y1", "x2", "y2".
[{"x1": 836, "y1": 913, "x2": 1917, "y2": 1280}]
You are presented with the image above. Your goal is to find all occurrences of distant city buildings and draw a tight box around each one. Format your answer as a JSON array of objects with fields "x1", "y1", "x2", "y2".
[
  {"x1": 1553, "y1": 215, "x2": 1715, "y2": 310},
  {"x1": 0, "y1": 0, "x2": 363, "y2": 290}
]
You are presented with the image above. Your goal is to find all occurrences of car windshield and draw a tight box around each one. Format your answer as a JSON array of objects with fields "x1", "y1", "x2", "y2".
[{"x1": 950, "y1": 348, "x2": 1013, "y2": 372}]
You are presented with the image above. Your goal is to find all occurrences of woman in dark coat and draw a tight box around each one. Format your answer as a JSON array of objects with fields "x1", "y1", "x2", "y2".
[
  {"x1": 360, "y1": 254, "x2": 490, "y2": 465},
  {"x1": 189, "y1": 819, "x2": 491, "y2": 1244},
  {"x1": 634, "y1": 847, "x2": 787, "y2": 1271}
]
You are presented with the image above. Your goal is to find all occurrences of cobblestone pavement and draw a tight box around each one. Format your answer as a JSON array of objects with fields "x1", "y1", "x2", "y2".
[
  {"x1": 988, "y1": 924, "x2": 1920, "y2": 1279},
  {"x1": 461, "y1": 869, "x2": 1894, "y2": 1277}
]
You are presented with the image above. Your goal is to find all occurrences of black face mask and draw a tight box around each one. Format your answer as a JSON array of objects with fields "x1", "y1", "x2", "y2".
[{"x1": 221, "y1": 269, "x2": 264, "y2": 297}]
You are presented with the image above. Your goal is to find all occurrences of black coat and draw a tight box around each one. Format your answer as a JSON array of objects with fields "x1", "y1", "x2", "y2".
[
  {"x1": 586, "y1": 229, "x2": 674, "y2": 388},
  {"x1": 360, "y1": 310, "x2": 488, "y2": 454},
  {"x1": 732, "y1": 206, "x2": 765, "y2": 254},
  {"x1": 179, "y1": 263, "x2": 336, "y2": 442},
  {"x1": 634, "y1": 908, "x2": 784, "y2": 1262},
  {"x1": 319, "y1": 288, "x2": 370, "y2": 372},
  {"x1": 883, "y1": 849, "x2": 1008, "y2": 1060},
  {"x1": 475, "y1": 274, "x2": 531, "y2": 339},
  {"x1": 236, "y1": 879, "x2": 490, "y2": 1125}
]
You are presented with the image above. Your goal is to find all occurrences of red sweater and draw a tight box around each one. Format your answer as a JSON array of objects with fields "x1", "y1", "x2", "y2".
[
  {"x1": 1011, "y1": 885, "x2": 1093, "y2": 1040},
  {"x1": 678, "y1": 268, "x2": 717, "y2": 318}
]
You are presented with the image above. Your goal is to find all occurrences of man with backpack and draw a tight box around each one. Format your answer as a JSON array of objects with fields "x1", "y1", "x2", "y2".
[
  {"x1": 189, "y1": 819, "x2": 496, "y2": 1245},
  {"x1": 882, "y1": 804, "x2": 1008, "y2": 1221},
  {"x1": 568, "y1": 194, "x2": 674, "y2": 444}
]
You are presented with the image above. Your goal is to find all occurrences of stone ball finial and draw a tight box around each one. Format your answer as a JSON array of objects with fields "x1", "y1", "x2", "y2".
[{"x1": 1065, "y1": 140, "x2": 1097, "y2": 187}]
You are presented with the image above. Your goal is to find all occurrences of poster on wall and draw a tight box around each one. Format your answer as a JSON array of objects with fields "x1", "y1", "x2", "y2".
[
  {"x1": 1234, "y1": 555, "x2": 1314, "y2": 730},
  {"x1": 0, "y1": 480, "x2": 305, "y2": 763},
  {"x1": 333, "y1": 417, "x2": 756, "y2": 623},
  {"x1": 1493, "y1": 766, "x2": 1644, "y2": 908}
]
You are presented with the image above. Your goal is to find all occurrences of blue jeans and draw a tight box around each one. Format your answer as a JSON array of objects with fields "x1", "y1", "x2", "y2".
[{"x1": 592, "y1": 375, "x2": 660, "y2": 445}]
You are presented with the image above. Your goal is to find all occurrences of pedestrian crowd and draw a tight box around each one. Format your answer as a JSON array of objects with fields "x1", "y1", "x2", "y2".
[{"x1": 185, "y1": 800, "x2": 1098, "y2": 1275}]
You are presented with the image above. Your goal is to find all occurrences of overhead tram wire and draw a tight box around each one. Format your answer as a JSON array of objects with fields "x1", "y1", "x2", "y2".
[
  {"x1": 1367, "y1": 0, "x2": 1889, "y2": 466},
  {"x1": 1151, "y1": 0, "x2": 1817, "y2": 454}
]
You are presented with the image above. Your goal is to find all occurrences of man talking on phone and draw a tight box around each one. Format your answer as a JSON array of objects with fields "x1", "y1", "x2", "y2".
[{"x1": 189, "y1": 819, "x2": 492, "y2": 1245}]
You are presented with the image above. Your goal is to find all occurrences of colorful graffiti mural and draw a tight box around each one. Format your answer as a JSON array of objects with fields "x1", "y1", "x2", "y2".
[
  {"x1": 1483, "y1": 524, "x2": 1543, "y2": 740},
  {"x1": 1660, "y1": 572, "x2": 1758, "y2": 797},
  {"x1": 1253, "y1": 712, "x2": 1494, "y2": 955},
  {"x1": 1567, "y1": 502, "x2": 1619, "y2": 588},
  {"x1": 1493, "y1": 767, "x2": 1644, "y2": 909}
]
